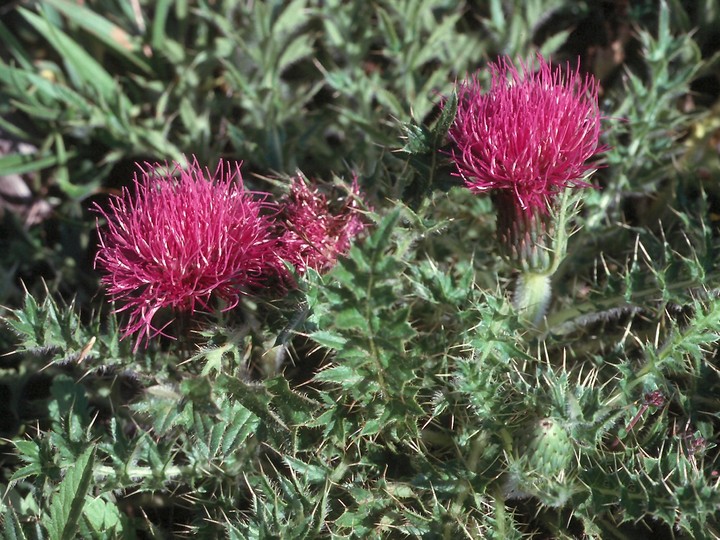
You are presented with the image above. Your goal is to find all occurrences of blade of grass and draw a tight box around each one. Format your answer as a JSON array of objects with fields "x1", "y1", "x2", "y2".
[
  {"x1": 18, "y1": 7, "x2": 125, "y2": 105},
  {"x1": 40, "y1": 0, "x2": 153, "y2": 74},
  {"x1": 0, "y1": 151, "x2": 76, "y2": 176},
  {"x1": 0, "y1": 20, "x2": 34, "y2": 71}
]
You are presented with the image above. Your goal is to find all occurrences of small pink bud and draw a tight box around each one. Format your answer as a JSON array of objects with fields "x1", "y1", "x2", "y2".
[{"x1": 277, "y1": 175, "x2": 366, "y2": 275}]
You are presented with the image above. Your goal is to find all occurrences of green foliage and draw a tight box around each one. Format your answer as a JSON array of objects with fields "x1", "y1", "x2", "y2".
[
  {"x1": 1, "y1": 507, "x2": 29, "y2": 540},
  {"x1": 585, "y1": 0, "x2": 703, "y2": 229},
  {"x1": 1, "y1": 0, "x2": 720, "y2": 538},
  {"x1": 5, "y1": 290, "x2": 130, "y2": 365},
  {"x1": 307, "y1": 210, "x2": 419, "y2": 419},
  {"x1": 46, "y1": 447, "x2": 95, "y2": 540},
  {"x1": 480, "y1": 0, "x2": 584, "y2": 57}
]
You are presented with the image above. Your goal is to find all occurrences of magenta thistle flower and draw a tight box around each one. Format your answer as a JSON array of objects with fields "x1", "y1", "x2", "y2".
[
  {"x1": 449, "y1": 54, "x2": 606, "y2": 214},
  {"x1": 94, "y1": 158, "x2": 280, "y2": 350},
  {"x1": 277, "y1": 175, "x2": 366, "y2": 274}
]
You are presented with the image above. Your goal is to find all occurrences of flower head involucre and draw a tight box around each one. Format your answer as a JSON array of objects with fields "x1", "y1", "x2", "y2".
[
  {"x1": 449, "y1": 54, "x2": 606, "y2": 213},
  {"x1": 94, "y1": 158, "x2": 279, "y2": 349},
  {"x1": 278, "y1": 176, "x2": 366, "y2": 274}
]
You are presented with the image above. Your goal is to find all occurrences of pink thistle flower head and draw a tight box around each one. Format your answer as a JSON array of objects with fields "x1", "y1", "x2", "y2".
[
  {"x1": 449, "y1": 54, "x2": 607, "y2": 214},
  {"x1": 94, "y1": 157, "x2": 280, "y2": 350},
  {"x1": 277, "y1": 175, "x2": 366, "y2": 275}
]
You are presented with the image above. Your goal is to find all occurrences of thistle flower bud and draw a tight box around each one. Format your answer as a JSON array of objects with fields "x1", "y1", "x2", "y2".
[
  {"x1": 506, "y1": 417, "x2": 576, "y2": 506},
  {"x1": 517, "y1": 417, "x2": 574, "y2": 479},
  {"x1": 277, "y1": 175, "x2": 366, "y2": 275}
]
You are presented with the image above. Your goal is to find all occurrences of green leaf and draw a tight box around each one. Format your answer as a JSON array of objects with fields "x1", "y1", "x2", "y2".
[
  {"x1": 401, "y1": 122, "x2": 433, "y2": 154},
  {"x1": 45, "y1": 447, "x2": 95, "y2": 540},
  {"x1": 309, "y1": 330, "x2": 347, "y2": 350},
  {"x1": 82, "y1": 497, "x2": 125, "y2": 535},
  {"x1": 12, "y1": 440, "x2": 41, "y2": 464},
  {"x1": 365, "y1": 208, "x2": 401, "y2": 253},
  {"x1": 265, "y1": 376, "x2": 319, "y2": 425},
  {"x1": 189, "y1": 400, "x2": 260, "y2": 462},
  {"x1": 2, "y1": 507, "x2": 29, "y2": 540},
  {"x1": 273, "y1": 0, "x2": 310, "y2": 37},
  {"x1": 0, "y1": 152, "x2": 71, "y2": 176},
  {"x1": 433, "y1": 90, "x2": 457, "y2": 144},
  {"x1": 40, "y1": 0, "x2": 153, "y2": 73},
  {"x1": 380, "y1": 306, "x2": 415, "y2": 342},
  {"x1": 9, "y1": 440, "x2": 43, "y2": 483},
  {"x1": 277, "y1": 34, "x2": 314, "y2": 73},
  {"x1": 9, "y1": 464, "x2": 43, "y2": 484},
  {"x1": 216, "y1": 375, "x2": 290, "y2": 433},
  {"x1": 0, "y1": 20, "x2": 33, "y2": 71},
  {"x1": 284, "y1": 456, "x2": 328, "y2": 485},
  {"x1": 49, "y1": 375, "x2": 90, "y2": 446},
  {"x1": 132, "y1": 385, "x2": 184, "y2": 436},
  {"x1": 149, "y1": 0, "x2": 175, "y2": 55},
  {"x1": 180, "y1": 376, "x2": 213, "y2": 403},
  {"x1": 18, "y1": 7, "x2": 125, "y2": 105},
  {"x1": 220, "y1": 404, "x2": 260, "y2": 455},
  {"x1": 314, "y1": 365, "x2": 364, "y2": 386},
  {"x1": 334, "y1": 308, "x2": 369, "y2": 332}
]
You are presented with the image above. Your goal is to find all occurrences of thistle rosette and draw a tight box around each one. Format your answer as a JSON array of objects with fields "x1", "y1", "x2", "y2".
[
  {"x1": 449, "y1": 55, "x2": 607, "y2": 323},
  {"x1": 94, "y1": 158, "x2": 280, "y2": 350},
  {"x1": 277, "y1": 175, "x2": 366, "y2": 275}
]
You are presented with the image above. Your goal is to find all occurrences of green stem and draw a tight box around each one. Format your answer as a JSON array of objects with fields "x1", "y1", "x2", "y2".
[
  {"x1": 443, "y1": 432, "x2": 485, "y2": 540},
  {"x1": 512, "y1": 189, "x2": 577, "y2": 326},
  {"x1": 547, "y1": 188, "x2": 573, "y2": 277},
  {"x1": 94, "y1": 464, "x2": 186, "y2": 482},
  {"x1": 492, "y1": 485, "x2": 509, "y2": 538},
  {"x1": 365, "y1": 244, "x2": 386, "y2": 393}
]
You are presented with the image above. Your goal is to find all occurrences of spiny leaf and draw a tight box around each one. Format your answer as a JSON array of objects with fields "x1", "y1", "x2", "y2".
[
  {"x1": 313, "y1": 365, "x2": 365, "y2": 387},
  {"x1": 82, "y1": 497, "x2": 126, "y2": 535},
  {"x1": 401, "y1": 122, "x2": 433, "y2": 154},
  {"x1": 265, "y1": 376, "x2": 319, "y2": 425},
  {"x1": 433, "y1": 90, "x2": 457, "y2": 145},
  {"x1": 2, "y1": 507, "x2": 29, "y2": 540},
  {"x1": 333, "y1": 308, "x2": 369, "y2": 332},
  {"x1": 308, "y1": 330, "x2": 347, "y2": 350},
  {"x1": 216, "y1": 375, "x2": 290, "y2": 433},
  {"x1": 49, "y1": 375, "x2": 90, "y2": 446},
  {"x1": 284, "y1": 456, "x2": 329, "y2": 486},
  {"x1": 45, "y1": 447, "x2": 95, "y2": 540},
  {"x1": 220, "y1": 404, "x2": 260, "y2": 455},
  {"x1": 364, "y1": 208, "x2": 402, "y2": 253}
]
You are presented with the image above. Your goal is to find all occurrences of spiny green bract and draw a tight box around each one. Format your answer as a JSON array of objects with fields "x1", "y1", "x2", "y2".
[{"x1": 507, "y1": 417, "x2": 576, "y2": 507}]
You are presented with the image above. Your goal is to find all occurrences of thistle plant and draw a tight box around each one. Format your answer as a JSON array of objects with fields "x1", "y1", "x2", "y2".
[
  {"x1": 449, "y1": 55, "x2": 607, "y2": 324},
  {"x1": 1, "y1": 2, "x2": 720, "y2": 539}
]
